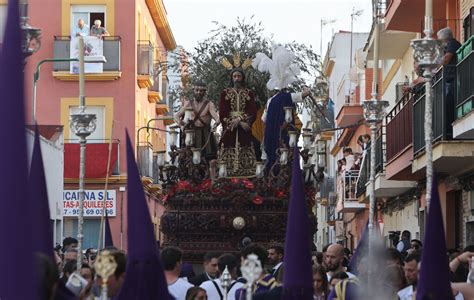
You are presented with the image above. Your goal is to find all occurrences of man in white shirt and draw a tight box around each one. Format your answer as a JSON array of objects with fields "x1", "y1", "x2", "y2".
[
  {"x1": 161, "y1": 246, "x2": 194, "y2": 300},
  {"x1": 200, "y1": 254, "x2": 243, "y2": 300},
  {"x1": 325, "y1": 244, "x2": 356, "y2": 282},
  {"x1": 398, "y1": 252, "x2": 420, "y2": 300},
  {"x1": 72, "y1": 19, "x2": 89, "y2": 37},
  {"x1": 342, "y1": 148, "x2": 355, "y2": 171}
]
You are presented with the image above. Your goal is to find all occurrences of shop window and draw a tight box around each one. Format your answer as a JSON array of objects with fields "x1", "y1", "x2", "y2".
[{"x1": 63, "y1": 218, "x2": 100, "y2": 249}]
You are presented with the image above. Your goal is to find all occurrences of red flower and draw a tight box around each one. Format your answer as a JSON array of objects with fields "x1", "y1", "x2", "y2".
[
  {"x1": 276, "y1": 191, "x2": 286, "y2": 198},
  {"x1": 231, "y1": 178, "x2": 240, "y2": 184},
  {"x1": 242, "y1": 179, "x2": 254, "y2": 189},
  {"x1": 212, "y1": 188, "x2": 223, "y2": 195},
  {"x1": 177, "y1": 180, "x2": 190, "y2": 191},
  {"x1": 252, "y1": 195, "x2": 264, "y2": 205},
  {"x1": 200, "y1": 179, "x2": 212, "y2": 190}
]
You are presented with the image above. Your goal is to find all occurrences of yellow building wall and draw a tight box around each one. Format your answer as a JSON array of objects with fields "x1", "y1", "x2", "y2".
[{"x1": 60, "y1": 97, "x2": 114, "y2": 140}]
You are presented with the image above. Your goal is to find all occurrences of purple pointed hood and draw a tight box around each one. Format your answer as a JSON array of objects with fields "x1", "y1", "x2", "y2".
[
  {"x1": 29, "y1": 126, "x2": 54, "y2": 259},
  {"x1": 282, "y1": 147, "x2": 313, "y2": 299},
  {"x1": 115, "y1": 132, "x2": 173, "y2": 299},
  {"x1": 0, "y1": 0, "x2": 38, "y2": 298},
  {"x1": 416, "y1": 176, "x2": 453, "y2": 300}
]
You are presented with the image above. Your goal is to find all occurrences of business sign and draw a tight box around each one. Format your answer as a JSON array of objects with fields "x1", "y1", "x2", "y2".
[
  {"x1": 70, "y1": 36, "x2": 104, "y2": 74},
  {"x1": 63, "y1": 190, "x2": 116, "y2": 217}
]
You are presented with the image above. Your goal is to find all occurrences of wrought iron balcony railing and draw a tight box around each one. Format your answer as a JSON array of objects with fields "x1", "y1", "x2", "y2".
[
  {"x1": 413, "y1": 66, "x2": 456, "y2": 155},
  {"x1": 53, "y1": 36, "x2": 121, "y2": 72},
  {"x1": 137, "y1": 142, "x2": 153, "y2": 178},
  {"x1": 137, "y1": 40, "x2": 154, "y2": 76},
  {"x1": 342, "y1": 169, "x2": 360, "y2": 202},
  {"x1": 355, "y1": 127, "x2": 385, "y2": 198},
  {"x1": 456, "y1": 36, "x2": 474, "y2": 120},
  {"x1": 386, "y1": 93, "x2": 413, "y2": 161},
  {"x1": 150, "y1": 59, "x2": 163, "y2": 93}
]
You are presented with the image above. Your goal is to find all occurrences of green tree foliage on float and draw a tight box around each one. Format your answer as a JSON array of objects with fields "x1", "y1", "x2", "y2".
[{"x1": 169, "y1": 17, "x2": 322, "y2": 111}]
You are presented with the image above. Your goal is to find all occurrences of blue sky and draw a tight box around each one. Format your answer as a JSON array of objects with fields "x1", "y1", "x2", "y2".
[{"x1": 164, "y1": 0, "x2": 373, "y2": 56}]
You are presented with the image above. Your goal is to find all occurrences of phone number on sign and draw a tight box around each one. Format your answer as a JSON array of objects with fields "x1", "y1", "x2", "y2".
[{"x1": 64, "y1": 208, "x2": 114, "y2": 216}]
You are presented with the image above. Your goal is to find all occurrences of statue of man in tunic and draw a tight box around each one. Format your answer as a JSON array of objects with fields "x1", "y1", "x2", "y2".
[
  {"x1": 218, "y1": 68, "x2": 257, "y2": 177},
  {"x1": 175, "y1": 81, "x2": 220, "y2": 179}
]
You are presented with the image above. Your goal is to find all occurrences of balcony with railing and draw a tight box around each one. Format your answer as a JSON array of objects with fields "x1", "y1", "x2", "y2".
[
  {"x1": 453, "y1": 36, "x2": 474, "y2": 139},
  {"x1": 64, "y1": 139, "x2": 120, "y2": 178},
  {"x1": 52, "y1": 36, "x2": 121, "y2": 81},
  {"x1": 413, "y1": 66, "x2": 455, "y2": 156},
  {"x1": 355, "y1": 130, "x2": 384, "y2": 199},
  {"x1": 137, "y1": 40, "x2": 154, "y2": 88},
  {"x1": 357, "y1": 126, "x2": 416, "y2": 199},
  {"x1": 338, "y1": 170, "x2": 366, "y2": 213},
  {"x1": 137, "y1": 142, "x2": 154, "y2": 179},
  {"x1": 384, "y1": 91, "x2": 417, "y2": 180},
  {"x1": 412, "y1": 65, "x2": 474, "y2": 175}
]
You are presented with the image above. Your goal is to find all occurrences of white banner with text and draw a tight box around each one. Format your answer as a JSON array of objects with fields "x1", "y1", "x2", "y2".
[{"x1": 63, "y1": 190, "x2": 116, "y2": 217}]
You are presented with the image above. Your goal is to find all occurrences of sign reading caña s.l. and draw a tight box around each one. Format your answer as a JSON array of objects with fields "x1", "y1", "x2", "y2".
[{"x1": 63, "y1": 190, "x2": 116, "y2": 217}]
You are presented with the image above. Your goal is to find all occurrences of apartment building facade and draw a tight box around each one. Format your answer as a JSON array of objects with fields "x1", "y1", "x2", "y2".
[
  {"x1": 360, "y1": 0, "x2": 474, "y2": 249},
  {"x1": 3, "y1": 0, "x2": 178, "y2": 249}
]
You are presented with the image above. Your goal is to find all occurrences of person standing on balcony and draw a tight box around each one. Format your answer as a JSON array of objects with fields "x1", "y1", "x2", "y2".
[
  {"x1": 90, "y1": 20, "x2": 110, "y2": 39},
  {"x1": 218, "y1": 63, "x2": 257, "y2": 178},
  {"x1": 175, "y1": 81, "x2": 220, "y2": 180},
  {"x1": 72, "y1": 19, "x2": 89, "y2": 37},
  {"x1": 437, "y1": 27, "x2": 462, "y2": 66},
  {"x1": 438, "y1": 27, "x2": 462, "y2": 126},
  {"x1": 343, "y1": 148, "x2": 355, "y2": 171},
  {"x1": 357, "y1": 134, "x2": 370, "y2": 154}
]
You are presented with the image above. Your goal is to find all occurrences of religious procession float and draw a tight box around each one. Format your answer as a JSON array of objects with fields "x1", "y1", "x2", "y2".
[{"x1": 152, "y1": 31, "x2": 331, "y2": 261}]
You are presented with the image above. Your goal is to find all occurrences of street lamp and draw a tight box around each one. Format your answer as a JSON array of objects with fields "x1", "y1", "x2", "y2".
[
  {"x1": 71, "y1": 37, "x2": 98, "y2": 271},
  {"x1": 32, "y1": 56, "x2": 106, "y2": 123},
  {"x1": 19, "y1": 0, "x2": 41, "y2": 62},
  {"x1": 410, "y1": 0, "x2": 443, "y2": 209},
  {"x1": 362, "y1": 98, "x2": 388, "y2": 298},
  {"x1": 363, "y1": 1, "x2": 389, "y2": 296}
]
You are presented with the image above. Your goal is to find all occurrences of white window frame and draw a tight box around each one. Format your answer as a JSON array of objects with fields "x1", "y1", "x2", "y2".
[
  {"x1": 69, "y1": 105, "x2": 106, "y2": 143},
  {"x1": 71, "y1": 5, "x2": 107, "y2": 33}
]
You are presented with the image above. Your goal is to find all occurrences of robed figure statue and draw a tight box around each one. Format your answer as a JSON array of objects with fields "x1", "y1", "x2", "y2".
[
  {"x1": 218, "y1": 63, "x2": 257, "y2": 178},
  {"x1": 253, "y1": 44, "x2": 312, "y2": 173}
]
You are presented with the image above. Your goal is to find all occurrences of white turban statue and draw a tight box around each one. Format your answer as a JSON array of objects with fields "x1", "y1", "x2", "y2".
[{"x1": 252, "y1": 43, "x2": 301, "y2": 90}]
